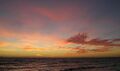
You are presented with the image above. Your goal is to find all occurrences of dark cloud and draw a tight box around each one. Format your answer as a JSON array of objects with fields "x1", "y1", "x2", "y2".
[
  {"x1": 66, "y1": 33, "x2": 120, "y2": 47},
  {"x1": 67, "y1": 33, "x2": 87, "y2": 44},
  {"x1": 87, "y1": 39, "x2": 112, "y2": 46},
  {"x1": 112, "y1": 39, "x2": 120, "y2": 42}
]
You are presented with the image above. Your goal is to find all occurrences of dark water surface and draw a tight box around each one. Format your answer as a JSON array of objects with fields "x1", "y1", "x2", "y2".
[{"x1": 0, "y1": 57, "x2": 120, "y2": 71}]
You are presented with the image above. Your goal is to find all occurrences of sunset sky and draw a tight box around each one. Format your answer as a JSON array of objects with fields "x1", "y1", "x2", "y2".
[{"x1": 0, "y1": 0, "x2": 120, "y2": 58}]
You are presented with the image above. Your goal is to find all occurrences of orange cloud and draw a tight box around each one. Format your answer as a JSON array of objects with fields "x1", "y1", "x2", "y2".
[
  {"x1": 0, "y1": 41, "x2": 12, "y2": 47},
  {"x1": 22, "y1": 45, "x2": 44, "y2": 51},
  {"x1": 0, "y1": 27, "x2": 64, "y2": 42}
]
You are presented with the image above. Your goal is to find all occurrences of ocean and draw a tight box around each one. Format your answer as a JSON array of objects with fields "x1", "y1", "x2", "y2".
[{"x1": 0, "y1": 57, "x2": 120, "y2": 71}]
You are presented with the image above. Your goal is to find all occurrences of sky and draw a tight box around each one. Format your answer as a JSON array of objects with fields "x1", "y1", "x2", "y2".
[{"x1": 0, "y1": 0, "x2": 120, "y2": 58}]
